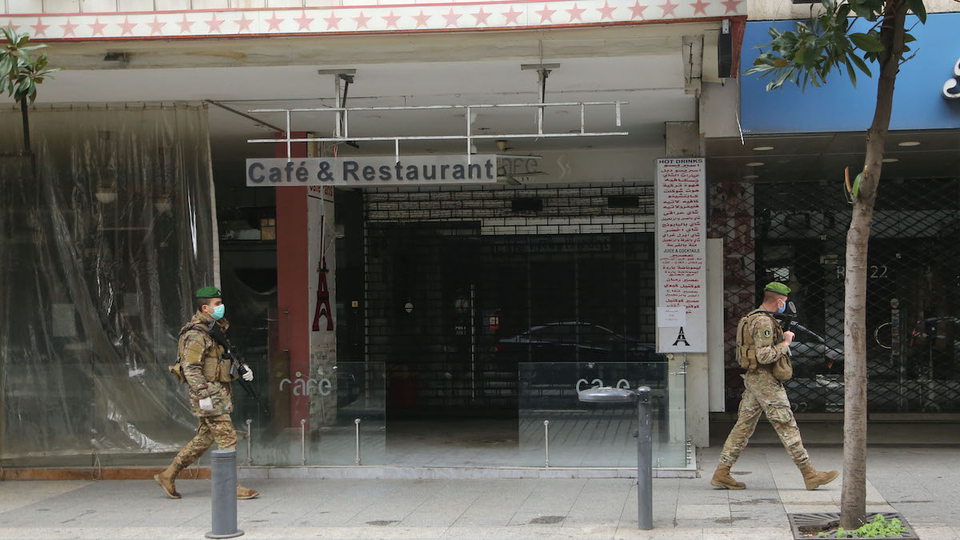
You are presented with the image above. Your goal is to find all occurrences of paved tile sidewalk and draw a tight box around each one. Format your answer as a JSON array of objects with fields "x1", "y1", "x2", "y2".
[{"x1": 1, "y1": 447, "x2": 958, "y2": 540}]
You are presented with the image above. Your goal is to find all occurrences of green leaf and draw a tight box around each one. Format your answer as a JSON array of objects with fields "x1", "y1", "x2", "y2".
[
  {"x1": 850, "y1": 32, "x2": 885, "y2": 52},
  {"x1": 845, "y1": 56, "x2": 857, "y2": 88},
  {"x1": 849, "y1": 53, "x2": 872, "y2": 77},
  {"x1": 907, "y1": 0, "x2": 927, "y2": 23},
  {"x1": 904, "y1": 33, "x2": 917, "y2": 43},
  {"x1": 769, "y1": 67, "x2": 793, "y2": 90},
  {"x1": 743, "y1": 65, "x2": 776, "y2": 76},
  {"x1": 835, "y1": 4, "x2": 851, "y2": 22},
  {"x1": 850, "y1": 2, "x2": 876, "y2": 21},
  {"x1": 755, "y1": 52, "x2": 778, "y2": 65}
]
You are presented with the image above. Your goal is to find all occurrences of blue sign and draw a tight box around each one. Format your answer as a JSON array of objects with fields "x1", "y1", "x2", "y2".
[{"x1": 740, "y1": 12, "x2": 960, "y2": 134}]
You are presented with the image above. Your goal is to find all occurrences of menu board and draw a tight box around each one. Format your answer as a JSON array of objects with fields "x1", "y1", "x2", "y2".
[{"x1": 656, "y1": 158, "x2": 707, "y2": 353}]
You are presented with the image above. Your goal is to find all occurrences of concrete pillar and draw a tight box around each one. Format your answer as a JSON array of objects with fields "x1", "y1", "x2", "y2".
[{"x1": 664, "y1": 121, "x2": 710, "y2": 449}]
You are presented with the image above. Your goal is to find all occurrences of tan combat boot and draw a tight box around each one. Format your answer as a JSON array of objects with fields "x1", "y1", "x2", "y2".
[
  {"x1": 710, "y1": 465, "x2": 746, "y2": 490},
  {"x1": 237, "y1": 483, "x2": 260, "y2": 500},
  {"x1": 154, "y1": 462, "x2": 182, "y2": 499},
  {"x1": 800, "y1": 464, "x2": 839, "y2": 490}
]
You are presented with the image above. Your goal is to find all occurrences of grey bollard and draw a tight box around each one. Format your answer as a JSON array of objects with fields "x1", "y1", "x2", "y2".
[
  {"x1": 205, "y1": 450, "x2": 244, "y2": 539},
  {"x1": 576, "y1": 385, "x2": 655, "y2": 530},
  {"x1": 636, "y1": 386, "x2": 653, "y2": 531}
]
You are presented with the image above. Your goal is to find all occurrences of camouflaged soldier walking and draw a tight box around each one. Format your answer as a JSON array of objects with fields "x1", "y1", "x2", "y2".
[
  {"x1": 155, "y1": 287, "x2": 260, "y2": 500},
  {"x1": 711, "y1": 282, "x2": 839, "y2": 491}
]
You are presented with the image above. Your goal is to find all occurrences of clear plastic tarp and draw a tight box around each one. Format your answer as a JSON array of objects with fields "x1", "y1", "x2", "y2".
[{"x1": 0, "y1": 104, "x2": 217, "y2": 466}]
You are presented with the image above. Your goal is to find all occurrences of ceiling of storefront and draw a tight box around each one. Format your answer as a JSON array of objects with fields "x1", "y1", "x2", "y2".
[
  {"x1": 26, "y1": 24, "x2": 721, "y2": 163},
  {"x1": 705, "y1": 129, "x2": 960, "y2": 183}
]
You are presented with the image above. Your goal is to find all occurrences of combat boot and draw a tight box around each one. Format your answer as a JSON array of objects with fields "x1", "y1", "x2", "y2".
[
  {"x1": 237, "y1": 483, "x2": 259, "y2": 500},
  {"x1": 710, "y1": 465, "x2": 746, "y2": 490},
  {"x1": 800, "y1": 464, "x2": 839, "y2": 490},
  {"x1": 154, "y1": 463, "x2": 182, "y2": 499}
]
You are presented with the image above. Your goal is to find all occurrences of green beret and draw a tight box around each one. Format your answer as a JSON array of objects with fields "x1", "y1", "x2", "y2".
[
  {"x1": 764, "y1": 282, "x2": 791, "y2": 296},
  {"x1": 195, "y1": 286, "x2": 222, "y2": 299}
]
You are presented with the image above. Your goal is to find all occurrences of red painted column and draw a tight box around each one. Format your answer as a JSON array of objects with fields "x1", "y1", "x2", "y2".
[{"x1": 275, "y1": 132, "x2": 310, "y2": 427}]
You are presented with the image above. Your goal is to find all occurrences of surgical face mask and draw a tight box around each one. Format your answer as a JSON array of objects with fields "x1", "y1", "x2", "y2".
[
  {"x1": 208, "y1": 304, "x2": 225, "y2": 320},
  {"x1": 777, "y1": 300, "x2": 786, "y2": 314}
]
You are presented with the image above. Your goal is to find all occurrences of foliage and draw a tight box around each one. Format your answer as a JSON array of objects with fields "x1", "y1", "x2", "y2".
[
  {"x1": 817, "y1": 514, "x2": 907, "y2": 538},
  {"x1": 0, "y1": 26, "x2": 60, "y2": 105},
  {"x1": 743, "y1": 0, "x2": 925, "y2": 91}
]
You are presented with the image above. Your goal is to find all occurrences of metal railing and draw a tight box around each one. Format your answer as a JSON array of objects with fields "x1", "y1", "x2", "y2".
[{"x1": 247, "y1": 101, "x2": 629, "y2": 161}]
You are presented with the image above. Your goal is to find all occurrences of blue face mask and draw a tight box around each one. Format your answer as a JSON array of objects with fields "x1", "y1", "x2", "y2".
[
  {"x1": 777, "y1": 300, "x2": 786, "y2": 314},
  {"x1": 209, "y1": 304, "x2": 225, "y2": 320}
]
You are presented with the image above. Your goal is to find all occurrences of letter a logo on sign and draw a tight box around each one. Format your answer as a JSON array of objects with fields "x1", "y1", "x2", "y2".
[{"x1": 673, "y1": 327, "x2": 691, "y2": 347}]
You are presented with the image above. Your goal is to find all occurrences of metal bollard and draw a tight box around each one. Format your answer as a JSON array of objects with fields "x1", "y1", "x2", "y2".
[
  {"x1": 577, "y1": 385, "x2": 655, "y2": 531},
  {"x1": 636, "y1": 386, "x2": 653, "y2": 531},
  {"x1": 300, "y1": 419, "x2": 307, "y2": 466},
  {"x1": 205, "y1": 449, "x2": 243, "y2": 539},
  {"x1": 244, "y1": 419, "x2": 253, "y2": 467},
  {"x1": 354, "y1": 418, "x2": 362, "y2": 465},
  {"x1": 543, "y1": 420, "x2": 550, "y2": 468}
]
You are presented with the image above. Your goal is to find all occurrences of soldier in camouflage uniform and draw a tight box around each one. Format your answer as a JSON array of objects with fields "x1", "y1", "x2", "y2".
[
  {"x1": 155, "y1": 287, "x2": 260, "y2": 500},
  {"x1": 711, "y1": 282, "x2": 840, "y2": 491}
]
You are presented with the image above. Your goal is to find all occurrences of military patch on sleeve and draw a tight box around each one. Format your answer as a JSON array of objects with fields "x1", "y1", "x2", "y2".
[{"x1": 763, "y1": 329, "x2": 772, "y2": 338}]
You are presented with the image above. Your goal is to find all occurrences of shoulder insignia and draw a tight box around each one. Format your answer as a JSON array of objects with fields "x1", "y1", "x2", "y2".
[{"x1": 763, "y1": 329, "x2": 772, "y2": 338}]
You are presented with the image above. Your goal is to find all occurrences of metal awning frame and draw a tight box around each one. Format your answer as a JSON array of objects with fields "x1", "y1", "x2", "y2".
[{"x1": 246, "y1": 101, "x2": 629, "y2": 162}]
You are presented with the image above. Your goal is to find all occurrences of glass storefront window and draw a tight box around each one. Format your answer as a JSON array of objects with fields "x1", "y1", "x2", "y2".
[
  {"x1": 518, "y1": 362, "x2": 687, "y2": 468},
  {"x1": 241, "y1": 362, "x2": 386, "y2": 466}
]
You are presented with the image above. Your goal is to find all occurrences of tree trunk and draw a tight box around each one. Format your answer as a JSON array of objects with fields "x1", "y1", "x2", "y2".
[
  {"x1": 20, "y1": 98, "x2": 31, "y2": 155},
  {"x1": 840, "y1": 0, "x2": 908, "y2": 529}
]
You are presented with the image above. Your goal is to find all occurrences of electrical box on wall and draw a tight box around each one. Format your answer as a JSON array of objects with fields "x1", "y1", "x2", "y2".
[{"x1": 718, "y1": 19, "x2": 733, "y2": 79}]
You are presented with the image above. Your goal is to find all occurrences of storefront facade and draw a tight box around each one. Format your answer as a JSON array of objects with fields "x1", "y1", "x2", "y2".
[
  {"x1": 0, "y1": 0, "x2": 747, "y2": 469},
  {"x1": 706, "y1": 12, "x2": 960, "y2": 416},
  {"x1": 4, "y1": 0, "x2": 957, "y2": 471}
]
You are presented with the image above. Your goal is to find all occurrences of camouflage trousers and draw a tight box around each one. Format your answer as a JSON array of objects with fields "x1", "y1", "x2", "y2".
[
  {"x1": 173, "y1": 413, "x2": 238, "y2": 470},
  {"x1": 718, "y1": 371, "x2": 810, "y2": 469}
]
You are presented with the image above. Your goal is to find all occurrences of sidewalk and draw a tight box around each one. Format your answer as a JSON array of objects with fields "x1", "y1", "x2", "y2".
[{"x1": 1, "y1": 446, "x2": 958, "y2": 540}]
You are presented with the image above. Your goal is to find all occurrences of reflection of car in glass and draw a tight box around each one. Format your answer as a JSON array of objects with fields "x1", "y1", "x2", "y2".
[
  {"x1": 497, "y1": 322, "x2": 666, "y2": 362},
  {"x1": 907, "y1": 317, "x2": 960, "y2": 379}
]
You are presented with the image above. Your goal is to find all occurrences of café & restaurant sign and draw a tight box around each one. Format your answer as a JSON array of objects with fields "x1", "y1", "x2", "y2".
[{"x1": 246, "y1": 155, "x2": 498, "y2": 187}]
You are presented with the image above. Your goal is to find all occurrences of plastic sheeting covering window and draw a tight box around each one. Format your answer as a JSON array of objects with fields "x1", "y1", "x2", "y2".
[{"x1": 0, "y1": 104, "x2": 217, "y2": 466}]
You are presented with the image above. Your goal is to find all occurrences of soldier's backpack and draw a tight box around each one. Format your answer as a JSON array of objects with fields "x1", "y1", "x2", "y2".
[
  {"x1": 736, "y1": 310, "x2": 792, "y2": 381},
  {"x1": 167, "y1": 323, "x2": 207, "y2": 384}
]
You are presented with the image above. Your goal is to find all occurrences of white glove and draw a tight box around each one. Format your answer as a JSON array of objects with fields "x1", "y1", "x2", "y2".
[
  {"x1": 242, "y1": 366, "x2": 254, "y2": 382},
  {"x1": 199, "y1": 397, "x2": 214, "y2": 412}
]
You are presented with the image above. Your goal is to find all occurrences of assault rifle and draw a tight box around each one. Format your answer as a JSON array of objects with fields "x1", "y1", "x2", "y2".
[
  {"x1": 778, "y1": 301, "x2": 798, "y2": 332},
  {"x1": 201, "y1": 321, "x2": 270, "y2": 415},
  {"x1": 774, "y1": 301, "x2": 798, "y2": 356}
]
